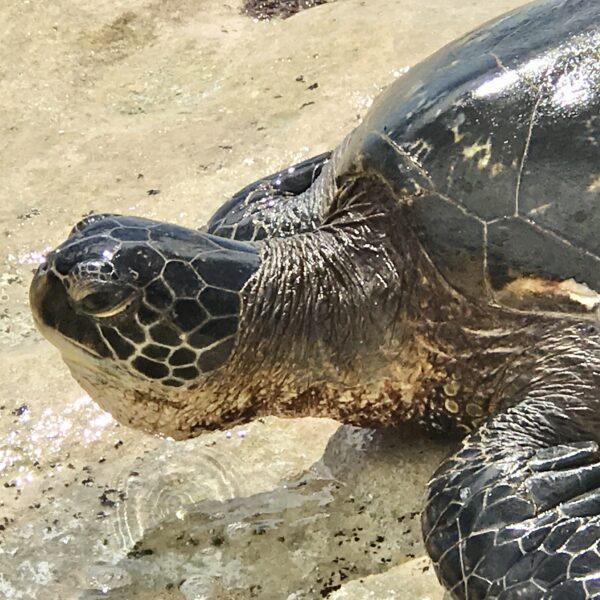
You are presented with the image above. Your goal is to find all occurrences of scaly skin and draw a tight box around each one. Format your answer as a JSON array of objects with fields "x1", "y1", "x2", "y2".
[{"x1": 423, "y1": 324, "x2": 600, "y2": 599}]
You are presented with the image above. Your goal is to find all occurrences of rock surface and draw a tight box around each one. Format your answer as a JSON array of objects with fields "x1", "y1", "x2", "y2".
[{"x1": 0, "y1": 0, "x2": 527, "y2": 597}]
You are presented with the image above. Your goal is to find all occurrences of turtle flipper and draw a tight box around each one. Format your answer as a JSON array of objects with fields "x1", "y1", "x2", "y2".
[
  {"x1": 206, "y1": 151, "x2": 332, "y2": 241},
  {"x1": 423, "y1": 402, "x2": 600, "y2": 600}
]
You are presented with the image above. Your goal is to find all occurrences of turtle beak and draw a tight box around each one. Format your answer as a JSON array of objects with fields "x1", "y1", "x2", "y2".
[
  {"x1": 30, "y1": 258, "x2": 111, "y2": 360},
  {"x1": 29, "y1": 259, "x2": 55, "y2": 328}
]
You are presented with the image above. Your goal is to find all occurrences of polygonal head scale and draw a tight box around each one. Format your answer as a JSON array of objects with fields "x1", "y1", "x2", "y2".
[{"x1": 30, "y1": 214, "x2": 260, "y2": 390}]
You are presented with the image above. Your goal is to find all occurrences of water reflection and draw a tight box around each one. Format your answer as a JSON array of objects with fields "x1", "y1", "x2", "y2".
[
  {"x1": 111, "y1": 439, "x2": 246, "y2": 548},
  {"x1": 81, "y1": 426, "x2": 447, "y2": 599}
]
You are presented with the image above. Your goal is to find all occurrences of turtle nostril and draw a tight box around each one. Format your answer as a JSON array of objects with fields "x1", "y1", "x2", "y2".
[{"x1": 35, "y1": 251, "x2": 55, "y2": 276}]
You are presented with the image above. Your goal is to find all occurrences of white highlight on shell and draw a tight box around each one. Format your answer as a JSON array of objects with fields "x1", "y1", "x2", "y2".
[
  {"x1": 474, "y1": 55, "x2": 554, "y2": 99},
  {"x1": 553, "y1": 68, "x2": 594, "y2": 108},
  {"x1": 474, "y1": 70, "x2": 519, "y2": 98}
]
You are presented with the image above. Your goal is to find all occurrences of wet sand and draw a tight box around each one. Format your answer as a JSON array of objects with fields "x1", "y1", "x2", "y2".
[{"x1": 0, "y1": 0, "x2": 527, "y2": 597}]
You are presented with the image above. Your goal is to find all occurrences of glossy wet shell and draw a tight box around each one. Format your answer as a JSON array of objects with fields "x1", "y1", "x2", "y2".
[{"x1": 335, "y1": 0, "x2": 600, "y2": 315}]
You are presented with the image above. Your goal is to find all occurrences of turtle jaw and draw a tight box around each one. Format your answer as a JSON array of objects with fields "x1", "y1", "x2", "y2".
[
  {"x1": 62, "y1": 359, "x2": 201, "y2": 440},
  {"x1": 59, "y1": 353, "x2": 234, "y2": 441},
  {"x1": 30, "y1": 260, "x2": 233, "y2": 440}
]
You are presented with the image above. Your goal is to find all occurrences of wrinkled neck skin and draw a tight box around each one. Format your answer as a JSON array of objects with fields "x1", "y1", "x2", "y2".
[
  {"x1": 226, "y1": 174, "x2": 600, "y2": 442},
  {"x1": 67, "y1": 174, "x2": 600, "y2": 441}
]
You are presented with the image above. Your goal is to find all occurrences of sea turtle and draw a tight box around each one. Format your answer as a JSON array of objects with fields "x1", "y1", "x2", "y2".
[{"x1": 30, "y1": 0, "x2": 600, "y2": 597}]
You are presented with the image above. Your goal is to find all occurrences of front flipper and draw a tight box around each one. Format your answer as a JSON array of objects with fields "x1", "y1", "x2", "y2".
[
  {"x1": 206, "y1": 151, "x2": 332, "y2": 241},
  {"x1": 423, "y1": 402, "x2": 600, "y2": 599}
]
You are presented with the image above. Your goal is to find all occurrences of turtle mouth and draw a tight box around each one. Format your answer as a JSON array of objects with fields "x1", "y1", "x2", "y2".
[{"x1": 34, "y1": 316, "x2": 105, "y2": 362}]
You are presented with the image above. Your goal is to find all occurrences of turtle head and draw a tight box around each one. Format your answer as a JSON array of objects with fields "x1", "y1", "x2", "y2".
[{"x1": 30, "y1": 213, "x2": 261, "y2": 438}]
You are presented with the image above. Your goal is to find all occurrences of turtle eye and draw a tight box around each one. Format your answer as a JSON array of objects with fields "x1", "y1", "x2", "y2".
[
  {"x1": 76, "y1": 284, "x2": 136, "y2": 318},
  {"x1": 66, "y1": 279, "x2": 136, "y2": 318},
  {"x1": 79, "y1": 289, "x2": 114, "y2": 313},
  {"x1": 65, "y1": 259, "x2": 136, "y2": 318}
]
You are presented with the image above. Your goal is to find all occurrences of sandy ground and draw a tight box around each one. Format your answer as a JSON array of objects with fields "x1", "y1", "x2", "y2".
[{"x1": 0, "y1": 0, "x2": 528, "y2": 597}]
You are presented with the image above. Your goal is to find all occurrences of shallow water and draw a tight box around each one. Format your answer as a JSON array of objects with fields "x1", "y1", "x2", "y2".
[{"x1": 1, "y1": 0, "x2": 528, "y2": 597}]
